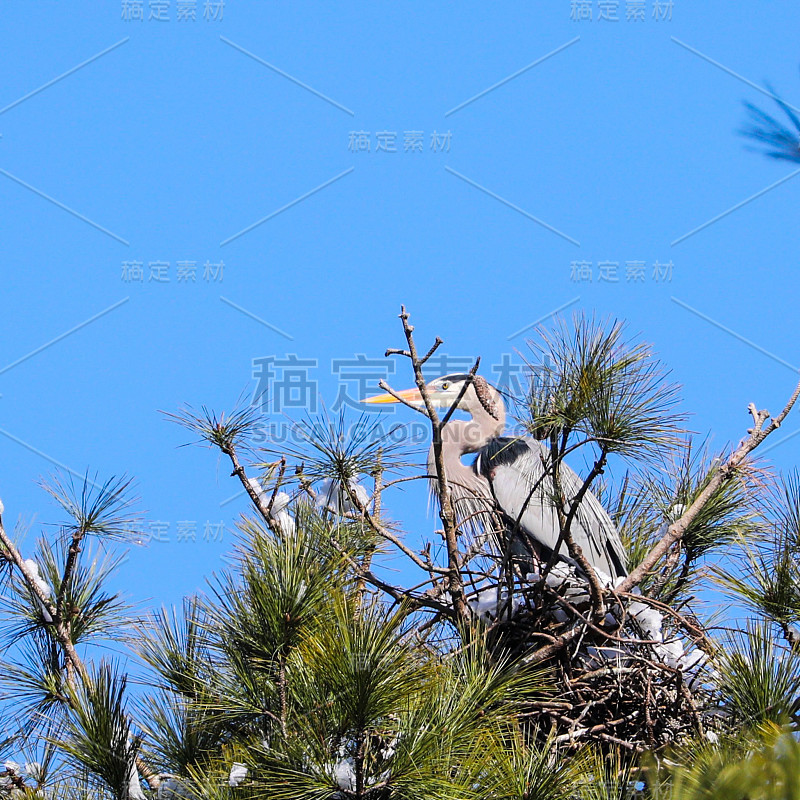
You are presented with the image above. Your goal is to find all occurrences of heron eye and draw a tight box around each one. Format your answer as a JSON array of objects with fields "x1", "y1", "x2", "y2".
[{"x1": 442, "y1": 382, "x2": 451, "y2": 390}]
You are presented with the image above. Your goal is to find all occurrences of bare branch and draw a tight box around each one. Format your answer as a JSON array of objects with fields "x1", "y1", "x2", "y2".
[
  {"x1": 617, "y1": 375, "x2": 800, "y2": 595},
  {"x1": 439, "y1": 358, "x2": 481, "y2": 427},
  {"x1": 342, "y1": 482, "x2": 450, "y2": 576},
  {"x1": 227, "y1": 447, "x2": 283, "y2": 536},
  {"x1": 419, "y1": 336, "x2": 444, "y2": 366},
  {"x1": 376, "y1": 379, "x2": 430, "y2": 417},
  {"x1": 396, "y1": 305, "x2": 471, "y2": 623}
]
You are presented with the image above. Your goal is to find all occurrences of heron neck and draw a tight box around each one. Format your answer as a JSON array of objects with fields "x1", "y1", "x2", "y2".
[
  {"x1": 441, "y1": 400, "x2": 506, "y2": 456},
  {"x1": 466, "y1": 393, "x2": 506, "y2": 445},
  {"x1": 428, "y1": 391, "x2": 508, "y2": 511}
]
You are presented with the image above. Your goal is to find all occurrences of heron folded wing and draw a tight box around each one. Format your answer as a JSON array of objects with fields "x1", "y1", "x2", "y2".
[{"x1": 478, "y1": 437, "x2": 627, "y2": 579}]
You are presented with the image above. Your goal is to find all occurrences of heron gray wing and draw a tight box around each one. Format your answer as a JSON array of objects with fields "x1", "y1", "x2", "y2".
[
  {"x1": 478, "y1": 437, "x2": 627, "y2": 579},
  {"x1": 554, "y1": 451, "x2": 628, "y2": 578}
]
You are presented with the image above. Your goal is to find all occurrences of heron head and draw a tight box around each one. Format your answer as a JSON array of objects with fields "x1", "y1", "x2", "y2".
[{"x1": 364, "y1": 373, "x2": 500, "y2": 417}]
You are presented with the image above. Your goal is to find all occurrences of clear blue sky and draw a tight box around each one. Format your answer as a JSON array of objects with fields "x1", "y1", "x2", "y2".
[{"x1": 0, "y1": 1, "x2": 798, "y2": 612}]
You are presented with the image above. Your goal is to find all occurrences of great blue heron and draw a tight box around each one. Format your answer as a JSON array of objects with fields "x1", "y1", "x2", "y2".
[{"x1": 366, "y1": 373, "x2": 627, "y2": 580}]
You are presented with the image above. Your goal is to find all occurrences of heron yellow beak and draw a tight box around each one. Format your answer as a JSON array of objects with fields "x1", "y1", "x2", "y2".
[{"x1": 363, "y1": 387, "x2": 423, "y2": 404}]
